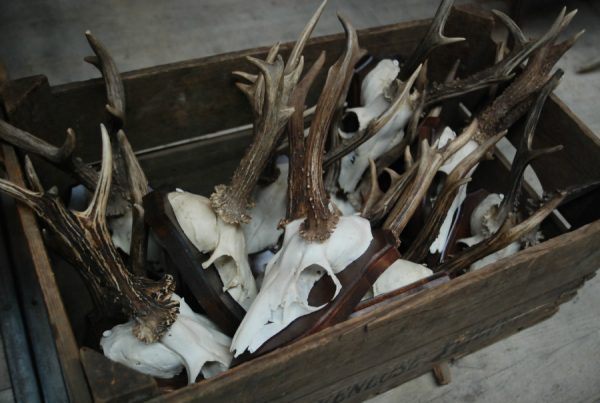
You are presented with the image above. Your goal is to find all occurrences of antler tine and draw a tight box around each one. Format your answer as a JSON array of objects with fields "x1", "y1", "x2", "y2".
[
  {"x1": 437, "y1": 191, "x2": 565, "y2": 274},
  {"x1": 81, "y1": 124, "x2": 113, "y2": 223},
  {"x1": 300, "y1": 14, "x2": 363, "y2": 241},
  {"x1": 0, "y1": 120, "x2": 76, "y2": 164},
  {"x1": 492, "y1": 9, "x2": 527, "y2": 47},
  {"x1": 361, "y1": 159, "x2": 384, "y2": 217},
  {"x1": 23, "y1": 155, "x2": 45, "y2": 193},
  {"x1": 0, "y1": 165, "x2": 43, "y2": 211},
  {"x1": 425, "y1": 8, "x2": 574, "y2": 108},
  {"x1": 234, "y1": 43, "x2": 280, "y2": 115},
  {"x1": 85, "y1": 31, "x2": 126, "y2": 126},
  {"x1": 405, "y1": 130, "x2": 506, "y2": 262},
  {"x1": 118, "y1": 129, "x2": 150, "y2": 275},
  {"x1": 363, "y1": 159, "x2": 417, "y2": 224},
  {"x1": 496, "y1": 70, "x2": 564, "y2": 224},
  {"x1": 285, "y1": 51, "x2": 326, "y2": 224},
  {"x1": 399, "y1": 0, "x2": 464, "y2": 80},
  {"x1": 285, "y1": 0, "x2": 328, "y2": 74},
  {"x1": 324, "y1": 64, "x2": 422, "y2": 169},
  {"x1": 117, "y1": 130, "x2": 148, "y2": 205},
  {"x1": 212, "y1": 54, "x2": 297, "y2": 224}
]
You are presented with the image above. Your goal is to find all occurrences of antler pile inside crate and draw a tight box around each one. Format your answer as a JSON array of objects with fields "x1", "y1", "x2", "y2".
[{"x1": 0, "y1": 0, "x2": 592, "y2": 386}]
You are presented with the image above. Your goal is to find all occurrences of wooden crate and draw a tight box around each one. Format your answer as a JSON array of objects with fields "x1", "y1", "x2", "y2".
[{"x1": 1, "y1": 5, "x2": 599, "y2": 402}]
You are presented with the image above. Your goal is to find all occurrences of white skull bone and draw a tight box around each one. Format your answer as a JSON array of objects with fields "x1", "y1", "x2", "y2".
[
  {"x1": 168, "y1": 190, "x2": 257, "y2": 309},
  {"x1": 101, "y1": 295, "x2": 232, "y2": 383},
  {"x1": 231, "y1": 215, "x2": 373, "y2": 356}
]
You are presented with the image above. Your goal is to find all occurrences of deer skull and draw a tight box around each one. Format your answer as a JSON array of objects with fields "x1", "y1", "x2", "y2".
[
  {"x1": 168, "y1": 190, "x2": 257, "y2": 309},
  {"x1": 101, "y1": 294, "x2": 232, "y2": 383},
  {"x1": 231, "y1": 216, "x2": 372, "y2": 355}
]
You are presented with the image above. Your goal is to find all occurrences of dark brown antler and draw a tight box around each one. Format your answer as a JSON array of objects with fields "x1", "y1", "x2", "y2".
[
  {"x1": 434, "y1": 71, "x2": 565, "y2": 274},
  {"x1": 212, "y1": 1, "x2": 327, "y2": 225},
  {"x1": 0, "y1": 127, "x2": 178, "y2": 342},
  {"x1": 284, "y1": 52, "x2": 326, "y2": 224},
  {"x1": 85, "y1": 31, "x2": 126, "y2": 126},
  {"x1": 117, "y1": 130, "x2": 150, "y2": 275},
  {"x1": 300, "y1": 15, "x2": 364, "y2": 241},
  {"x1": 405, "y1": 130, "x2": 506, "y2": 262},
  {"x1": 495, "y1": 70, "x2": 564, "y2": 224},
  {"x1": 0, "y1": 120, "x2": 75, "y2": 164},
  {"x1": 399, "y1": 0, "x2": 464, "y2": 81},
  {"x1": 425, "y1": 8, "x2": 576, "y2": 107},
  {"x1": 381, "y1": 120, "x2": 478, "y2": 243},
  {"x1": 436, "y1": 192, "x2": 565, "y2": 274}
]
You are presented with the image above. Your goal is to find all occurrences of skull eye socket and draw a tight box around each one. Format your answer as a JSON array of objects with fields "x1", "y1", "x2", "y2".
[
  {"x1": 341, "y1": 111, "x2": 360, "y2": 134},
  {"x1": 304, "y1": 264, "x2": 336, "y2": 307}
]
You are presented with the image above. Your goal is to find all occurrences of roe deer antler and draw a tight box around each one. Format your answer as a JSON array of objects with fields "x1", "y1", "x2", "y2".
[
  {"x1": 0, "y1": 127, "x2": 177, "y2": 343},
  {"x1": 399, "y1": 0, "x2": 464, "y2": 81},
  {"x1": 211, "y1": 1, "x2": 328, "y2": 225},
  {"x1": 435, "y1": 70, "x2": 565, "y2": 273}
]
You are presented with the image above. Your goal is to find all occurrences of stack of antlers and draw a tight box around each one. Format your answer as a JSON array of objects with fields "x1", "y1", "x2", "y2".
[{"x1": 0, "y1": 0, "x2": 594, "y2": 385}]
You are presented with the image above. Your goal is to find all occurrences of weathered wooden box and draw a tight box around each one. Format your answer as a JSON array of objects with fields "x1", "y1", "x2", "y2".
[{"x1": 1, "y1": 6, "x2": 599, "y2": 403}]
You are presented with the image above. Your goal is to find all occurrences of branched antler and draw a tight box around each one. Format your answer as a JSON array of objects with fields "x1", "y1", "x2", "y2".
[
  {"x1": 405, "y1": 130, "x2": 506, "y2": 261},
  {"x1": 211, "y1": 1, "x2": 327, "y2": 225},
  {"x1": 0, "y1": 127, "x2": 177, "y2": 342},
  {"x1": 495, "y1": 70, "x2": 564, "y2": 225},
  {"x1": 381, "y1": 120, "x2": 478, "y2": 243},
  {"x1": 399, "y1": 0, "x2": 464, "y2": 80},
  {"x1": 425, "y1": 8, "x2": 577, "y2": 107},
  {"x1": 434, "y1": 70, "x2": 565, "y2": 273},
  {"x1": 436, "y1": 192, "x2": 565, "y2": 274}
]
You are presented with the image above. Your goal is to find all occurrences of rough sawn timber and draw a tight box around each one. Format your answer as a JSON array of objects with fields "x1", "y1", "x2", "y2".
[{"x1": 153, "y1": 219, "x2": 600, "y2": 403}]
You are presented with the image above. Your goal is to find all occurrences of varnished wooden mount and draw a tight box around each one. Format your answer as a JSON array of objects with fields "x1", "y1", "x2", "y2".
[{"x1": 143, "y1": 189, "x2": 245, "y2": 336}]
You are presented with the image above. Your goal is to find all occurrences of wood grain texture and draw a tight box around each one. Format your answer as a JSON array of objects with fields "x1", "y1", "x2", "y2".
[
  {"x1": 1, "y1": 145, "x2": 91, "y2": 403},
  {"x1": 154, "y1": 219, "x2": 600, "y2": 402}
]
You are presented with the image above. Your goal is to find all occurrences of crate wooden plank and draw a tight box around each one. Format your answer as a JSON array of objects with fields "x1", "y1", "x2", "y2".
[
  {"x1": 0, "y1": 6, "x2": 495, "y2": 172},
  {"x1": 0, "y1": 195, "x2": 41, "y2": 403},
  {"x1": 80, "y1": 347, "x2": 160, "y2": 403},
  {"x1": 1, "y1": 145, "x2": 91, "y2": 403},
  {"x1": 153, "y1": 218, "x2": 600, "y2": 402},
  {"x1": 0, "y1": 190, "x2": 65, "y2": 403}
]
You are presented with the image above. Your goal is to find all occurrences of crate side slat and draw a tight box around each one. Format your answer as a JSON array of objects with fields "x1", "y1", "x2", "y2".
[
  {"x1": 1, "y1": 145, "x2": 92, "y2": 403},
  {"x1": 157, "y1": 217, "x2": 600, "y2": 402},
  {"x1": 44, "y1": 7, "x2": 493, "y2": 162}
]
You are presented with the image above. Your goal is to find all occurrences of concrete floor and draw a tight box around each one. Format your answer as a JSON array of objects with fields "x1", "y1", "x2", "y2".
[{"x1": 0, "y1": 1, "x2": 599, "y2": 402}]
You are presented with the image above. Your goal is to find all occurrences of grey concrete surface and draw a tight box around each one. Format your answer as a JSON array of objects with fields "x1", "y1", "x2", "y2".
[{"x1": 0, "y1": 1, "x2": 598, "y2": 402}]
